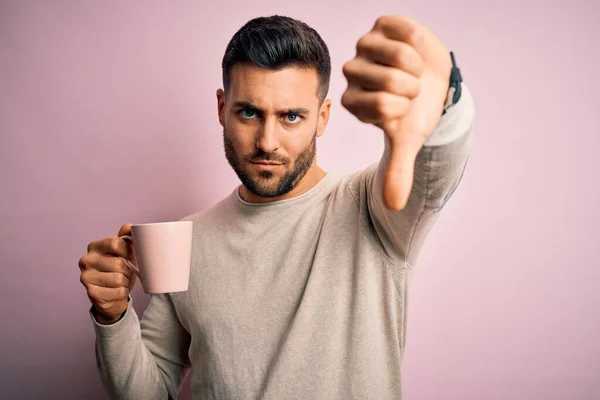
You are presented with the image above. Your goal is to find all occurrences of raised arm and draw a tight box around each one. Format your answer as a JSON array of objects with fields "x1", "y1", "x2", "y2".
[
  {"x1": 341, "y1": 15, "x2": 475, "y2": 263},
  {"x1": 366, "y1": 82, "x2": 474, "y2": 263}
]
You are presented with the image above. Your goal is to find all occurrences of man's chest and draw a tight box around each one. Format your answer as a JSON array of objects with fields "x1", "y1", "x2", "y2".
[{"x1": 169, "y1": 209, "x2": 407, "y2": 398}]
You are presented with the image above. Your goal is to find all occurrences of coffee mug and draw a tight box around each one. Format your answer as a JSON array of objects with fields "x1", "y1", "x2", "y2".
[{"x1": 119, "y1": 221, "x2": 193, "y2": 294}]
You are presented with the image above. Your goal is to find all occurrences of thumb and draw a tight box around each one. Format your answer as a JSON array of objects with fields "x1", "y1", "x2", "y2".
[
  {"x1": 383, "y1": 133, "x2": 421, "y2": 211},
  {"x1": 117, "y1": 222, "x2": 133, "y2": 238}
]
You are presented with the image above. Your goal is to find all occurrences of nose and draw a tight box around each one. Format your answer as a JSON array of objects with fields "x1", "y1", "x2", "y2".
[{"x1": 255, "y1": 119, "x2": 280, "y2": 153}]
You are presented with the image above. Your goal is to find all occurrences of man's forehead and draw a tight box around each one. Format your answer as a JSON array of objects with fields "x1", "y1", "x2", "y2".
[{"x1": 228, "y1": 64, "x2": 320, "y2": 108}]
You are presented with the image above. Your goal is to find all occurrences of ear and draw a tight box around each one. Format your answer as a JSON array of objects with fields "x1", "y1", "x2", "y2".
[
  {"x1": 316, "y1": 99, "x2": 331, "y2": 138},
  {"x1": 216, "y1": 89, "x2": 226, "y2": 127}
]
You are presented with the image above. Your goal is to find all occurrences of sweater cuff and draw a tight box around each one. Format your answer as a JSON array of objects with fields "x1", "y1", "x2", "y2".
[
  {"x1": 424, "y1": 82, "x2": 475, "y2": 147},
  {"x1": 89, "y1": 296, "x2": 137, "y2": 338}
]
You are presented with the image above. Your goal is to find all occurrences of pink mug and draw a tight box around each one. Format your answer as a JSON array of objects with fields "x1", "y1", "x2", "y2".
[{"x1": 120, "y1": 221, "x2": 193, "y2": 294}]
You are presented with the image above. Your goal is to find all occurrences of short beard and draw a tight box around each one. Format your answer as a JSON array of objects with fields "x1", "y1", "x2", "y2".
[{"x1": 223, "y1": 129, "x2": 317, "y2": 198}]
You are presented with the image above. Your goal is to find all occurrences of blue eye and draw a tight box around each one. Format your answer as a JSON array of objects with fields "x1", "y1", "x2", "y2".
[
  {"x1": 286, "y1": 113, "x2": 300, "y2": 123},
  {"x1": 240, "y1": 109, "x2": 256, "y2": 119}
]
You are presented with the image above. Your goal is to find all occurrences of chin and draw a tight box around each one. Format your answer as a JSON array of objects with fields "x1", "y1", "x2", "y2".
[{"x1": 248, "y1": 175, "x2": 296, "y2": 198}]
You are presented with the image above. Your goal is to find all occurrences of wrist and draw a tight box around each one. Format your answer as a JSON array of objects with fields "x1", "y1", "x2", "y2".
[{"x1": 92, "y1": 307, "x2": 124, "y2": 325}]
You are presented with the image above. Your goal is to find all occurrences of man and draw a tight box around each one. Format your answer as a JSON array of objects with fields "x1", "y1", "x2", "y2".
[{"x1": 79, "y1": 14, "x2": 475, "y2": 399}]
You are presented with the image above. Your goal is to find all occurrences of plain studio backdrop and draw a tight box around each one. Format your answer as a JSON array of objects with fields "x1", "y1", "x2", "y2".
[{"x1": 1, "y1": 1, "x2": 598, "y2": 399}]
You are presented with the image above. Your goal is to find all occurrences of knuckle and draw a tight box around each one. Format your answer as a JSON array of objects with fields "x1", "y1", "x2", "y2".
[
  {"x1": 341, "y1": 62, "x2": 350, "y2": 77},
  {"x1": 87, "y1": 285, "x2": 98, "y2": 301},
  {"x1": 373, "y1": 94, "x2": 389, "y2": 116},
  {"x1": 111, "y1": 257, "x2": 126, "y2": 272},
  {"x1": 383, "y1": 72, "x2": 401, "y2": 93},
  {"x1": 86, "y1": 238, "x2": 102, "y2": 254},
  {"x1": 374, "y1": 16, "x2": 389, "y2": 30},
  {"x1": 356, "y1": 35, "x2": 370, "y2": 52},
  {"x1": 342, "y1": 61, "x2": 355, "y2": 79},
  {"x1": 78, "y1": 255, "x2": 88, "y2": 270},
  {"x1": 407, "y1": 26, "x2": 423, "y2": 44},
  {"x1": 397, "y1": 15, "x2": 416, "y2": 29},
  {"x1": 116, "y1": 287, "x2": 128, "y2": 299},
  {"x1": 357, "y1": 114, "x2": 371, "y2": 123},
  {"x1": 390, "y1": 44, "x2": 407, "y2": 67},
  {"x1": 116, "y1": 273, "x2": 128, "y2": 287},
  {"x1": 80, "y1": 268, "x2": 92, "y2": 283},
  {"x1": 81, "y1": 252, "x2": 99, "y2": 271},
  {"x1": 340, "y1": 90, "x2": 352, "y2": 110},
  {"x1": 108, "y1": 237, "x2": 121, "y2": 254}
]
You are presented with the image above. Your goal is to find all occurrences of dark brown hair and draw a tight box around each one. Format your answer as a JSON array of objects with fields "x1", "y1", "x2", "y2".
[{"x1": 221, "y1": 15, "x2": 331, "y2": 102}]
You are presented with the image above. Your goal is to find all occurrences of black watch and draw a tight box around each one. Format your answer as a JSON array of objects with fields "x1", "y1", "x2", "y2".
[{"x1": 442, "y1": 51, "x2": 462, "y2": 115}]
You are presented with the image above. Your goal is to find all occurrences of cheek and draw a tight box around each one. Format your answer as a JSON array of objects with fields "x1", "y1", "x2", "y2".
[
  {"x1": 287, "y1": 127, "x2": 315, "y2": 155},
  {"x1": 226, "y1": 122, "x2": 254, "y2": 151},
  {"x1": 228, "y1": 137, "x2": 250, "y2": 160}
]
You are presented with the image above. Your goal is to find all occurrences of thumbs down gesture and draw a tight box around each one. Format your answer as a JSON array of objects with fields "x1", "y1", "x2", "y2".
[{"x1": 342, "y1": 16, "x2": 453, "y2": 211}]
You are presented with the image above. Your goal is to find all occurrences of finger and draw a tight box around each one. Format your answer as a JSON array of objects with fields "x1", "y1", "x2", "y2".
[
  {"x1": 82, "y1": 253, "x2": 135, "y2": 277},
  {"x1": 96, "y1": 236, "x2": 133, "y2": 258},
  {"x1": 87, "y1": 236, "x2": 131, "y2": 258},
  {"x1": 341, "y1": 87, "x2": 411, "y2": 125},
  {"x1": 383, "y1": 136, "x2": 420, "y2": 211},
  {"x1": 87, "y1": 283, "x2": 129, "y2": 303},
  {"x1": 373, "y1": 16, "x2": 425, "y2": 54},
  {"x1": 81, "y1": 269, "x2": 130, "y2": 289},
  {"x1": 343, "y1": 57, "x2": 420, "y2": 98},
  {"x1": 356, "y1": 33, "x2": 424, "y2": 77}
]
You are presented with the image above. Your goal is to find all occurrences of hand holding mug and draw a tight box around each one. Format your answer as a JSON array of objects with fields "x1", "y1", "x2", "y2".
[
  {"x1": 79, "y1": 221, "x2": 194, "y2": 324},
  {"x1": 78, "y1": 223, "x2": 138, "y2": 324}
]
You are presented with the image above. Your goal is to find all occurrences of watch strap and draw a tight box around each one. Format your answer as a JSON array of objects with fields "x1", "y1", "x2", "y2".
[{"x1": 442, "y1": 51, "x2": 462, "y2": 115}]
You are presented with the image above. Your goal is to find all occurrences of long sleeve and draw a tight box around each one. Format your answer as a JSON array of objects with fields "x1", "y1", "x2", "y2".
[
  {"x1": 91, "y1": 293, "x2": 191, "y2": 400},
  {"x1": 365, "y1": 82, "x2": 476, "y2": 266}
]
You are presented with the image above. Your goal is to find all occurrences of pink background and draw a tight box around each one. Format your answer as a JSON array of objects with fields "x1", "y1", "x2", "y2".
[{"x1": 1, "y1": 1, "x2": 598, "y2": 399}]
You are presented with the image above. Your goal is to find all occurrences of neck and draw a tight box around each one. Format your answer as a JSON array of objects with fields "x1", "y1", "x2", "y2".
[{"x1": 239, "y1": 164, "x2": 327, "y2": 204}]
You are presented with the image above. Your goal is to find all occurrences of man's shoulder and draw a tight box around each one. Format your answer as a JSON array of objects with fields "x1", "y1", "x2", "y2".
[
  {"x1": 179, "y1": 189, "x2": 238, "y2": 224},
  {"x1": 332, "y1": 162, "x2": 379, "y2": 203}
]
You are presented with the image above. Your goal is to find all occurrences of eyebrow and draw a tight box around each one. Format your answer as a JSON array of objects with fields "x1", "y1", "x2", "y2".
[{"x1": 233, "y1": 101, "x2": 310, "y2": 115}]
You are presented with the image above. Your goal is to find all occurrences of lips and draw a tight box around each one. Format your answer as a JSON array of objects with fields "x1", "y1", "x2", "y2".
[{"x1": 250, "y1": 161, "x2": 284, "y2": 166}]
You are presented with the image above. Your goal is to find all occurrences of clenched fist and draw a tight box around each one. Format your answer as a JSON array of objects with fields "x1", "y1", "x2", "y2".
[
  {"x1": 78, "y1": 223, "x2": 138, "y2": 324},
  {"x1": 342, "y1": 15, "x2": 452, "y2": 210}
]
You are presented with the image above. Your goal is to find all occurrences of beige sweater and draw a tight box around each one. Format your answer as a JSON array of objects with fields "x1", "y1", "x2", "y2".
[{"x1": 91, "y1": 84, "x2": 475, "y2": 400}]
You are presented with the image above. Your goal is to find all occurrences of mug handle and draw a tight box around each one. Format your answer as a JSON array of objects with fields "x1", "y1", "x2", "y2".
[{"x1": 119, "y1": 235, "x2": 141, "y2": 281}]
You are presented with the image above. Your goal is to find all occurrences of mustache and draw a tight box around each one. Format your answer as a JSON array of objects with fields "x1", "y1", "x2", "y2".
[
  {"x1": 246, "y1": 151, "x2": 289, "y2": 164},
  {"x1": 222, "y1": 128, "x2": 289, "y2": 164}
]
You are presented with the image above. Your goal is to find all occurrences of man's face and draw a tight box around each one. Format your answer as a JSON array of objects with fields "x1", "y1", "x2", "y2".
[{"x1": 217, "y1": 64, "x2": 330, "y2": 198}]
